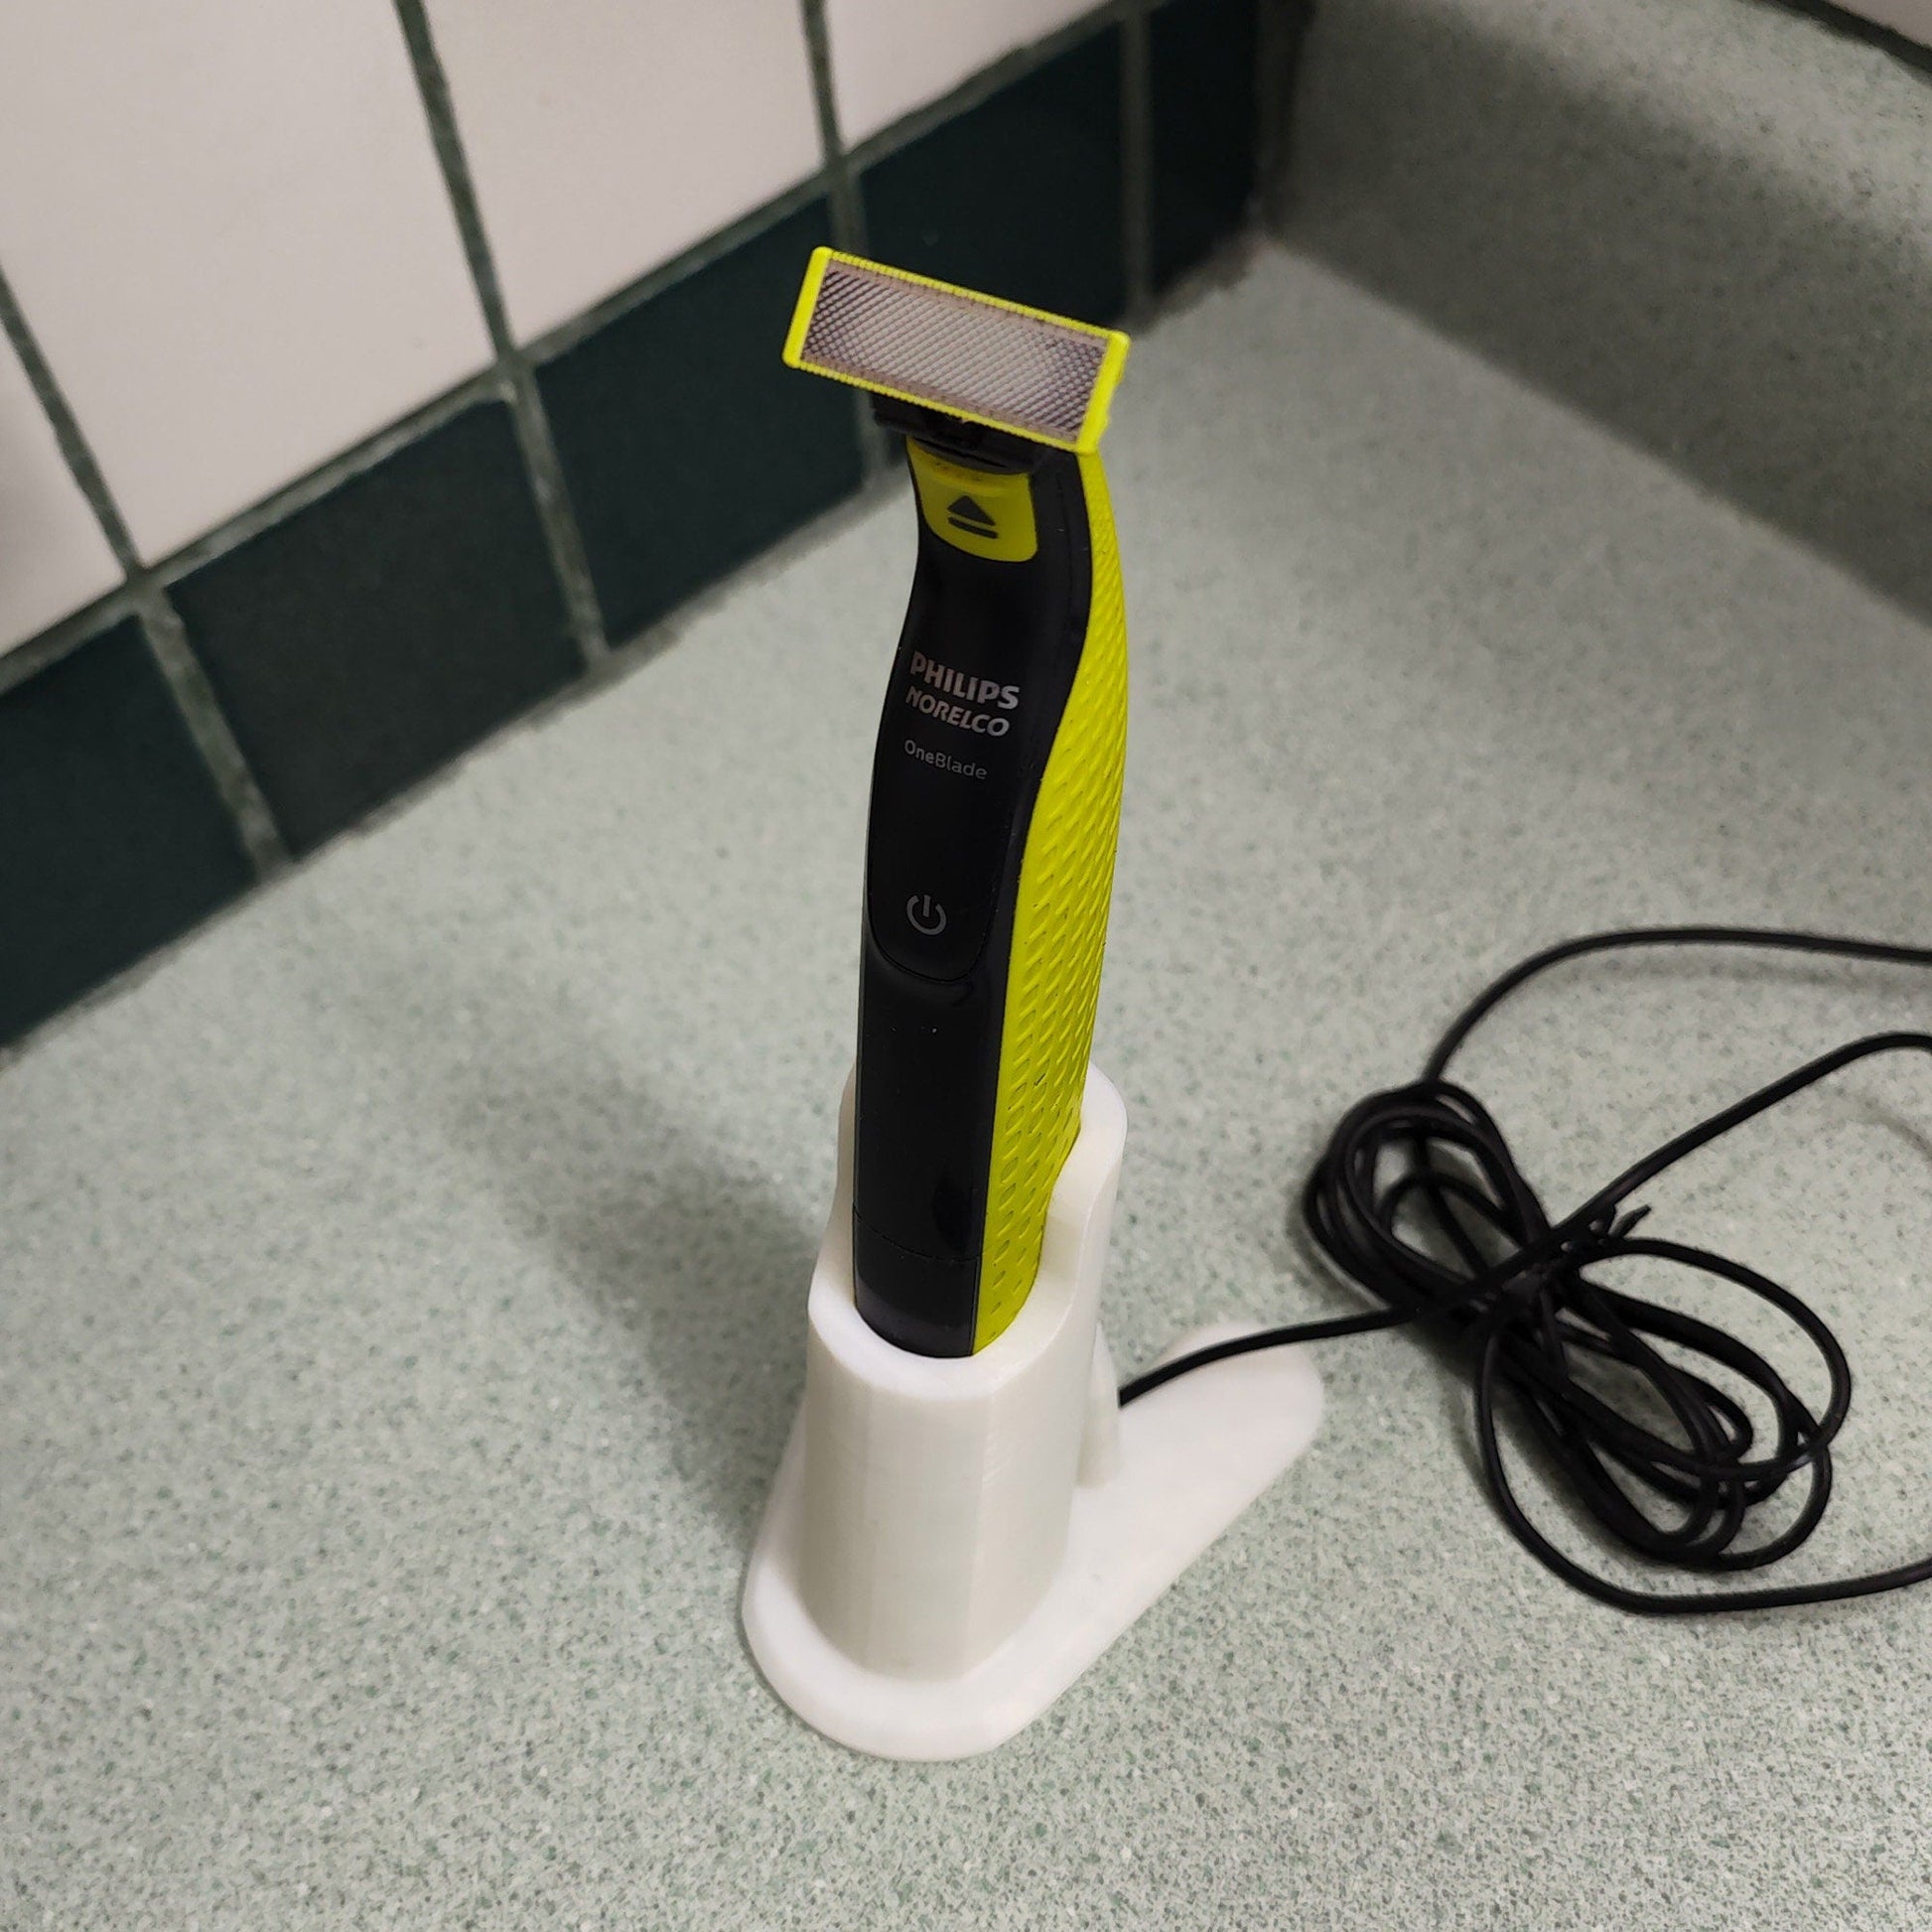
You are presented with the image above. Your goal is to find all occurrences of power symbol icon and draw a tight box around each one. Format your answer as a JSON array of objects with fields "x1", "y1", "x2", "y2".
[{"x1": 905, "y1": 895, "x2": 948, "y2": 937}]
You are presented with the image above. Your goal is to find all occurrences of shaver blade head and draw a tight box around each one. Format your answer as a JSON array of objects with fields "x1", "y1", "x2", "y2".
[{"x1": 781, "y1": 247, "x2": 1130, "y2": 455}]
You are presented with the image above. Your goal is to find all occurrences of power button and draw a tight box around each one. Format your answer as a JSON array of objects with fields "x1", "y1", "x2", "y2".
[{"x1": 873, "y1": 863, "x2": 989, "y2": 979}]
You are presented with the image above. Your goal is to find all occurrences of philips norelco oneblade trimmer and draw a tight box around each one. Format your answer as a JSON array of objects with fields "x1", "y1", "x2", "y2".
[{"x1": 783, "y1": 248, "x2": 1131, "y2": 1357}]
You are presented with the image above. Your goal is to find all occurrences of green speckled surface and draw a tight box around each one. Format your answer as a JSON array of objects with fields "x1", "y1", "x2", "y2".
[{"x1": 8, "y1": 242, "x2": 1932, "y2": 1926}]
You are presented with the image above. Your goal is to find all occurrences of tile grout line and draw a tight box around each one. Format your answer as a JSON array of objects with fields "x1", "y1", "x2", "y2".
[
  {"x1": 0, "y1": 583, "x2": 138, "y2": 702},
  {"x1": 798, "y1": 0, "x2": 867, "y2": 256},
  {"x1": 0, "y1": 260, "x2": 288, "y2": 877},
  {"x1": 796, "y1": 0, "x2": 888, "y2": 479},
  {"x1": 1254, "y1": 0, "x2": 1314, "y2": 231},
  {"x1": 527, "y1": 177, "x2": 835, "y2": 368},
  {"x1": 136, "y1": 591, "x2": 290, "y2": 875},
  {"x1": 156, "y1": 367, "x2": 515, "y2": 589},
  {"x1": 0, "y1": 265, "x2": 137, "y2": 575},
  {"x1": 842, "y1": 0, "x2": 1140, "y2": 176},
  {"x1": 392, "y1": 0, "x2": 611, "y2": 669},
  {"x1": 0, "y1": 368, "x2": 510, "y2": 704},
  {"x1": 1121, "y1": 1, "x2": 1156, "y2": 320}
]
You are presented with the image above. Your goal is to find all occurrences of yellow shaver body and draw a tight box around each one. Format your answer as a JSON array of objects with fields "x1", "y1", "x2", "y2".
[{"x1": 971, "y1": 453, "x2": 1127, "y2": 1347}]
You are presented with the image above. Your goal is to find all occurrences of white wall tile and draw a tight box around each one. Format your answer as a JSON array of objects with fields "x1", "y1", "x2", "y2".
[
  {"x1": 824, "y1": 0, "x2": 1100, "y2": 149},
  {"x1": 0, "y1": 331, "x2": 119, "y2": 655},
  {"x1": 0, "y1": 2, "x2": 492, "y2": 563},
  {"x1": 426, "y1": 0, "x2": 824, "y2": 345}
]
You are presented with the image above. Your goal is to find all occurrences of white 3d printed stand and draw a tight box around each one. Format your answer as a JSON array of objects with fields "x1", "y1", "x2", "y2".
[{"x1": 742, "y1": 1067, "x2": 1323, "y2": 1760}]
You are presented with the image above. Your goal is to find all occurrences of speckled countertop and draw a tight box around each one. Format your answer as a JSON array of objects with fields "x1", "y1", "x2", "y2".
[{"x1": 9, "y1": 242, "x2": 1932, "y2": 1927}]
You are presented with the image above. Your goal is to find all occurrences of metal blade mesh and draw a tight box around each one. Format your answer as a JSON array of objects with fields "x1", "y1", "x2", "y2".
[{"x1": 798, "y1": 258, "x2": 1108, "y2": 446}]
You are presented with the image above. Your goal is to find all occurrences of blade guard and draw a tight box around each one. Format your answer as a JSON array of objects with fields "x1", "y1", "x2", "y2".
[{"x1": 781, "y1": 246, "x2": 1130, "y2": 454}]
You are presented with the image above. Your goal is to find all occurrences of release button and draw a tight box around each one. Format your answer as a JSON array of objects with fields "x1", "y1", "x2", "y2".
[{"x1": 907, "y1": 442, "x2": 1038, "y2": 562}]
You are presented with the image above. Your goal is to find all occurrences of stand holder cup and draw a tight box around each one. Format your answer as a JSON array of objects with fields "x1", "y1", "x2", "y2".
[{"x1": 743, "y1": 1068, "x2": 1323, "y2": 1759}]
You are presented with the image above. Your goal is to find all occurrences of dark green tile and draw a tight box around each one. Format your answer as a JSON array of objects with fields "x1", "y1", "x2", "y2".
[
  {"x1": 0, "y1": 619, "x2": 251, "y2": 1045},
  {"x1": 172, "y1": 402, "x2": 578, "y2": 857},
  {"x1": 537, "y1": 200, "x2": 864, "y2": 646},
  {"x1": 1150, "y1": 0, "x2": 1261, "y2": 289},
  {"x1": 861, "y1": 28, "x2": 1126, "y2": 324}
]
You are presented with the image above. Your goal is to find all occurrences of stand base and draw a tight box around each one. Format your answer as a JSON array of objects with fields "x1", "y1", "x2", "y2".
[{"x1": 744, "y1": 1320, "x2": 1321, "y2": 1760}]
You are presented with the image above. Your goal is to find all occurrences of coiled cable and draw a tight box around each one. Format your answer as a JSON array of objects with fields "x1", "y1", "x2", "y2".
[{"x1": 1120, "y1": 928, "x2": 1932, "y2": 1614}]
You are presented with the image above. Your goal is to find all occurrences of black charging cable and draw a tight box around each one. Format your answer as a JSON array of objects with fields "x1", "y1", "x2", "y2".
[{"x1": 1120, "y1": 927, "x2": 1932, "y2": 1614}]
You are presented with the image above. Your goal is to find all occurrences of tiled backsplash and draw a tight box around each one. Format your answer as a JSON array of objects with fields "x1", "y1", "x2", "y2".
[
  {"x1": 0, "y1": 2, "x2": 492, "y2": 562},
  {"x1": 826, "y1": 0, "x2": 1109, "y2": 146},
  {"x1": 0, "y1": 0, "x2": 1277, "y2": 1049},
  {"x1": 426, "y1": 0, "x2": 828, "y2": 345}
]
